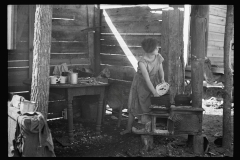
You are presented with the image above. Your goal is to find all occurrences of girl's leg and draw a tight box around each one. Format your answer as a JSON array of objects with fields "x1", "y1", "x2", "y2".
[{"x1": 120, "y1": 112, "x2": 134, "y2": 135}]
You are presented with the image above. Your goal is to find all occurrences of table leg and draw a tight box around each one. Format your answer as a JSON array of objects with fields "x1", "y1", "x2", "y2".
[
  {"x1": 96, "y1": 91, "x2": 104, "y2": 135},
  {"x1": 67, "y1": 97, "x2": 74, "y2": 142}
]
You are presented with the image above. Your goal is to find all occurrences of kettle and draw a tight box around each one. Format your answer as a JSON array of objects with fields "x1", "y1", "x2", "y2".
[{"x1": 68, "y1": 72, "x2": 78, "y2": 84}]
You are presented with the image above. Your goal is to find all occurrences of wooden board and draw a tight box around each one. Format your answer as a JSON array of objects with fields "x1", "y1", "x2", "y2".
[
  {"x1": 103, "y1": 7, "x2": 162, "y2": 23},
  {"x1": 8, "y1": 51, "x2": 29, "y2": 60},
  {"x1": 103, "y1": 6, "x2": 152, "y2": 17},
  {"x1": 100, "y1": 54, "x2": 140, "y2": 67},
  {"x1": 101, "y1": 35, "x2": 161, "y2": 47},
  {"x1": 101, "y1": 20, "x2": 162, "y2": 33},
  {"x1": 8, "y1": 60, "x2": 29, "y2": 68},
  {"x1": 209, "y1": 5, "x2": 226, "y2": 18},
  {"x1": 208, "y1": 40, "x2": 224, "y2": 48},
  {"x1": 209, "y1": 15, "x2": 226, "y2": 26},
  {"x1": 100, "y1": 64, "x2": 135, "y2": 81},
  {"x1": 209, "y1": 23, "x2": 225, "y2": 34},
  {"x1": 211, "y1": 5, "x2": 227, "y2": 10},
  {"x1": 101, "y1": 45, "x2": 145, "y2": 57},
  {"x1": 52, "y1": 25, "x2": 88, "y2": 41},
  {"x1": 50, "y1": 57, "x2": 90, "y2": 66},
  {"x1": 49, "y1": 64, "x2": 90, "y2": 75},
  {"x1": 51, "y1": 41, "x2": 88, "y2": 53},
  {"x1": 8, "y1": 68, "x2": 29, "y2": 87},
  {"x1": 8, "y1": 86, "x2": 30, "y2": 93},
  {"x1": 208, "y1": 32, "x2": 224, "y2": 42}
]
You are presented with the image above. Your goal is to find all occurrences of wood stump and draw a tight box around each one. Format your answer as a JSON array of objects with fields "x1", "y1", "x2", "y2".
[{"x1": 141, "y1": 135, "x2": 153, "y2": 151}]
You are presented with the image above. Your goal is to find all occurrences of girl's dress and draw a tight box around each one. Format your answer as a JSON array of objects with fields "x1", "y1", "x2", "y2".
[{"x1": 128, "y1": 54, "x2": 164, "y2": 116}]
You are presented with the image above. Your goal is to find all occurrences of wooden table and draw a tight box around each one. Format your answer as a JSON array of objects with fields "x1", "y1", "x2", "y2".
[{"x1": 23, "y1": 79, "x2": 108, "y2": 143}]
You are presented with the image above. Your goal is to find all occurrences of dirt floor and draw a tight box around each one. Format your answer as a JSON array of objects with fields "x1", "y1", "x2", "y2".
[{"x1": 47, "y1": 88, "x2": 234, "y2": 157}]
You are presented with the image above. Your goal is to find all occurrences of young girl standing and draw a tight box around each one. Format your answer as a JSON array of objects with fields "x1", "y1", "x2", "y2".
[{"x1": 120, "y1": 38, "x2": 165, "y2": 135}]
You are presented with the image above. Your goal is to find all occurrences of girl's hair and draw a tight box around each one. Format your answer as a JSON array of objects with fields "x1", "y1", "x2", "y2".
[{"x1": 141, "y1": 38, "x2": 158, "y2": 53}]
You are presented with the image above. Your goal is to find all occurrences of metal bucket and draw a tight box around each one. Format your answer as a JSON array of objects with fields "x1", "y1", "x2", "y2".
[{"x1": 68, "y1": 72, "x2": 78, "y2": 84}]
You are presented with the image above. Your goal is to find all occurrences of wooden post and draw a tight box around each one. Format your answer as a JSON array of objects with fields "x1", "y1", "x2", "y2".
[
  {"x1": 94, "y1": 5, "x2": 101, "y2": 76},
  {"x1": 189, "y1": 5, "x2": 209, "y2": 155},
  {"x1": 161, "y1": 8, "x2": 185, "y2": 103},
  {"x1": 30, "y1": 5, "x2": 52, "y2": 119},
  {"x1": 87, "y1": 5, "x2": 95, "y2": 73},
  {"x1": 28, "y1": 5, "x2": 35, "y2": 79},
  {"x1": 223, "y1": 5, "x2": 234, "y2": 150}
]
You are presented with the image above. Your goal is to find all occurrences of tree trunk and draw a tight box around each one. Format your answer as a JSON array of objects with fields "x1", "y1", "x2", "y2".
[
  {"x1": 222, "y1": 5, "x2": 234, "y2": 150},
  {"x1": 30, "y1": 5, "x2": 52, "y2": 119}
]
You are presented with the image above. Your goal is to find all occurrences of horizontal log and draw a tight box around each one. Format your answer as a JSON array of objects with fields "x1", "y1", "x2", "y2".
[
  {"x1": 52, "y1": 25, "x2": 88, "y2": 41},
  {"x1": 52, "y1": 18, "x2": 88, "y2": 26},
  {"x1": 101, "y1": 45, "x2": 145, "y2": 57},
  {"x1": 8, "y1": 85, "x2": 30, "y2": 93},
  {"x1": 103, "y1": 6, "x2": 152, "y2": 17},
  {"x1": 50, "y1": 57, "x2": 90, "y2": 66},
  {"x1": 101, "y1": 33, "x2": 161, "y2": 35},
  {"x1": 209, "y1": 15, "x2": 226, "y2": 26},
  {"x1": 53, "y1": 5, "x2": 88, "y2": 11},
  {"x1": 51, "y1": 41, "x2": 88, "y2": 53},
  {"x1": 209, "y1": 5, "x2": 226, "y2": 18},
  {"x1": 103, "y1": 9, "x2": 162, "y2": 23},
  {"x1": 49, "y1": 64, "x2": 91, "y2": 75},
  {"x1": 8, "y1": 51, "x2": 29, "y2": 60},
  {"x1": 100, "y1": 54, "x2": 134, "y2": 67},
  {"x1": 101, "y1": 20, "x2": 162, "y2": 33},
  {"x1": 208, "y1": 32, "x2": 224, "y2": 42},
  {"x1": 52, "y1": 5, "x2": 88, "y2": 24},
  {"x1": 209, "y1": 23, "x2": 225, "y2": 34},
  {"x1": 8, "y1": 60, "x2": 29, "y2": 68},
  {"x1": 101, "y1": 35, "x2": 161, "y2": 47},
  {"x1": 8, "y1": 68, "x2": 29, "y2": 87},
  {"x1": 100, "y1": 64, "x2": 135, "y2": 81}
]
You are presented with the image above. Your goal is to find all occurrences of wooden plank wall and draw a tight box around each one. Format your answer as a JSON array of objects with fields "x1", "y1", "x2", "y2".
[
  {"x1": 50, "y1": 5, "x2": 91, "y2": 73},
  {"x1": 207, "y1": 5, "x2": 234, "y2": 68},
  {"x1": 8, "y1": 5, "x2": 95, "y2": 119},
  {"x1": 100, "y1": 6, "x2": 163, "y2": 109},
  {"x1": 8, "y1": 5, "x2": 31, "y2": 93}
]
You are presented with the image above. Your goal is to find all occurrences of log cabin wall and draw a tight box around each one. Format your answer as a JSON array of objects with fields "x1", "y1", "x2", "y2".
[
  {"x1": 207, "y1": 5, "x2": 234, "y2": 73},
  {"x1": 100, "y1": 6, "x2": 184, "y2": 110},
  {"x1": 8, "y1": 5, "x2": 31, "y2": 97},
  {"x1": 8, "y1": 5, "x2": 96, "y2": 119}
]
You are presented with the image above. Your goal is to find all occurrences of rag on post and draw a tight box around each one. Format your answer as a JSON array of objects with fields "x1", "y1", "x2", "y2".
[
  {"x1": 10, "y1": 95, "x2": 25, "y2": 109},
  {"x1": 52, "y1": 63, "x2": 69, "y2": 76}
]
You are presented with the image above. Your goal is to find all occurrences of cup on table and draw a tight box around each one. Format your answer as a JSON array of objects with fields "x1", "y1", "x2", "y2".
[
  {"x1": 60, "y1": 76, "x2": 67, "y2": 84},
  {"x1": 50, "y1": 76, "x2": 60, "y2": 84}
]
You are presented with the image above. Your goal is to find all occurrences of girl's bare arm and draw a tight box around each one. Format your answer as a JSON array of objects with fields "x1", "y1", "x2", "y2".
[
  {"x1": 139, "y1": 62, "x2": 159, "y2": 96},
  {"x1": 159, "y1": 63, "x2": 165, "y2": 83}
]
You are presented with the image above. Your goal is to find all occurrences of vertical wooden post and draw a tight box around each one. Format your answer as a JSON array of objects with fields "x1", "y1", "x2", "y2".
[
  {"x1": 161, "y1": 10, "x2": 169, "y2": 83},
  {"x1": 223, "y1": 5, "x2": 234, "y2": 150},
  {"x1": 87, "y1": 5, "x2": 95, "y2": 73},
  {"x1": 94, "y1": 5, "x2": 101, "y2": 76},
  {"x1": 190, "y1": 5, "x2": 209, "y2": 155},
  {"x1": 161, "y1": 8, "x2": 185, "y2": 103}
]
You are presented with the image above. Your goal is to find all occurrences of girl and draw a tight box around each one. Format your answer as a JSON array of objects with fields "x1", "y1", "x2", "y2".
[{"x1": 120, "y1": 38, "x2": 165, "y2": 135}]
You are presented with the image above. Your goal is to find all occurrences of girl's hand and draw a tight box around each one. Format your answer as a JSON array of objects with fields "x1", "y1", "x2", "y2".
[
  {"x1": 153, "y1": 91, "x2": 160, "y2": 97},
  {"x1": 161, "y1": 79, "x2": 165, "y2": 83}
]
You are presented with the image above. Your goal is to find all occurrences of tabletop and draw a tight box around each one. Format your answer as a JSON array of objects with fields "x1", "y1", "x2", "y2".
[{"x1": 23, "y1": 78, "x2": 109, "y2": 88}]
